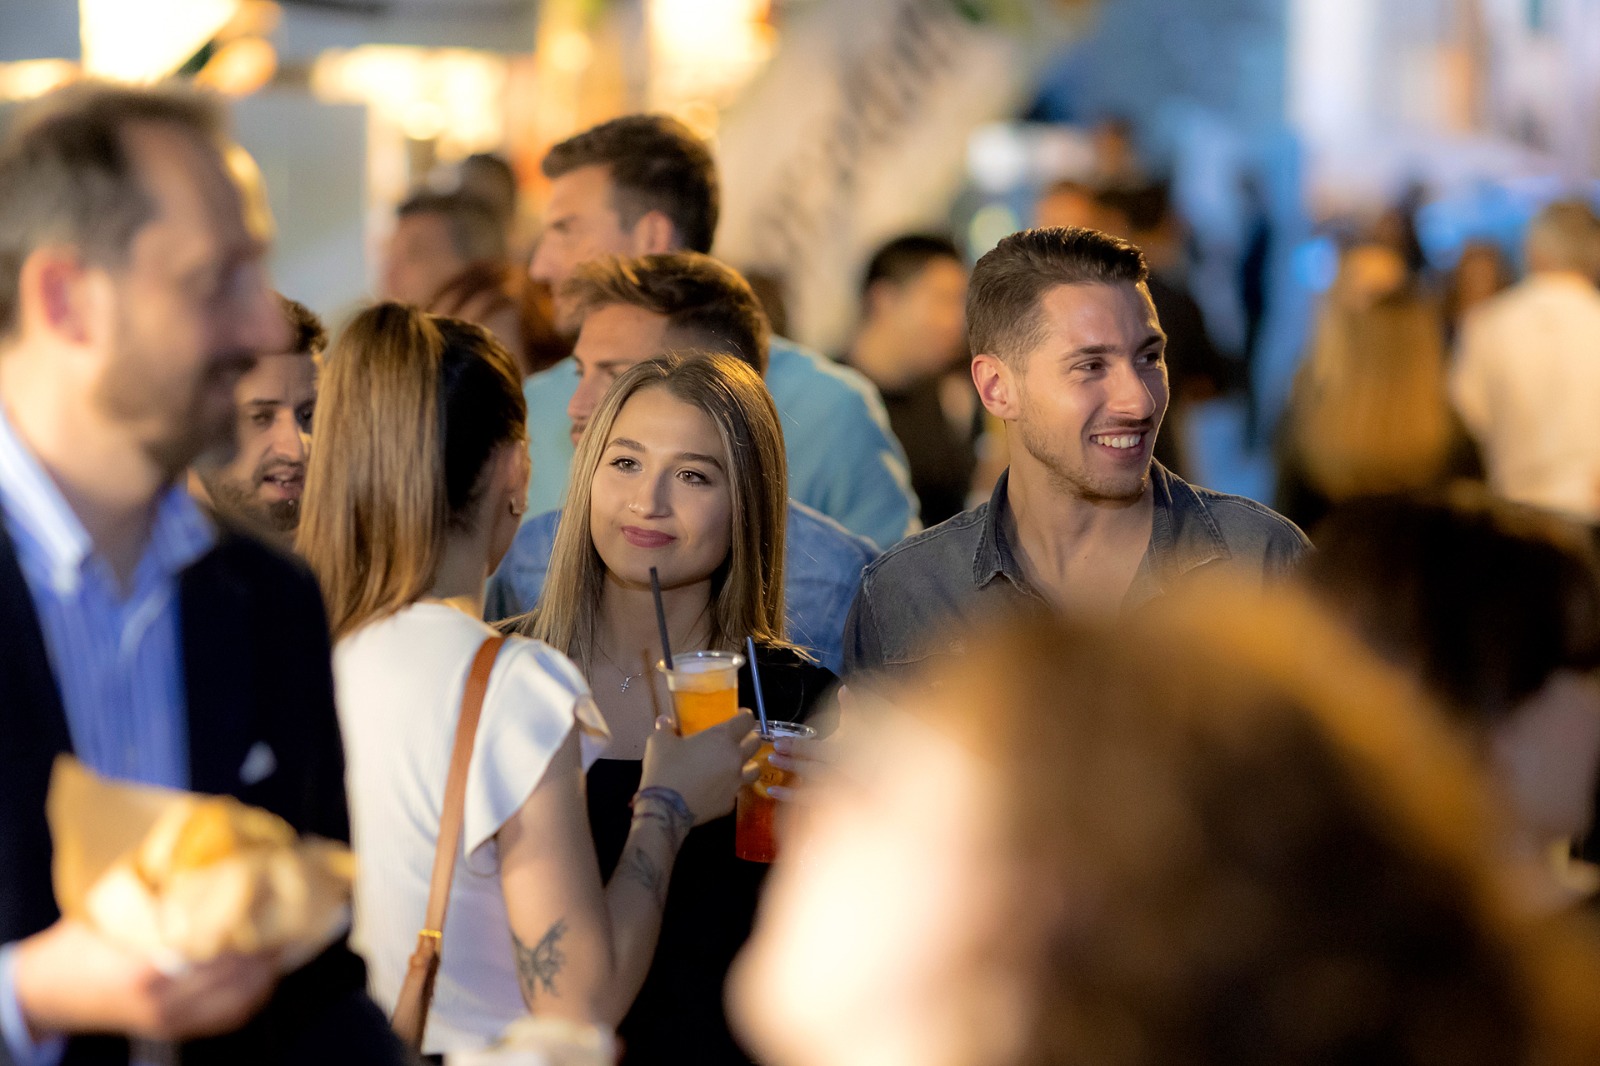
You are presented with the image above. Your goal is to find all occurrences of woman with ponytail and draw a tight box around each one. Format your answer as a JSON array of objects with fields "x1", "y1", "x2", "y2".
[{"x1": 297, "y1": 304, "x2": 756, "y2": 1055}]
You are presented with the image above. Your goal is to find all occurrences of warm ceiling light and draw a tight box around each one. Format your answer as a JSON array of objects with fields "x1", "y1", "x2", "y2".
[
  {"x1": 80, "y1": 0, "x2": 240, "y2": 83},
  {"x1": 0, "y1": 60, "x2": 81, "y2": 102},
  {"x1": 195, "y1": 35, "x2": 278, "y2": 96}
]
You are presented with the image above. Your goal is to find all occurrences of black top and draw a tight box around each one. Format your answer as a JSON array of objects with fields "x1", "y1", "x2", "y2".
[
  {"x1": 587, "y1": 644, "x2": 836, "y2": 1066},
  {"x1": 877, "y1": 375, "x2": 979, "y2": 528}
]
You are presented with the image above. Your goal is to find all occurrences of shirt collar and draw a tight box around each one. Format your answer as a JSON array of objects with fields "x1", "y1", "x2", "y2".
[
  {"x1": 971, "y1": 463, "x2": 1230, "y2": 600},
  {"x1": 0, "y1": 406, "x2": 214, "y2": 596}
]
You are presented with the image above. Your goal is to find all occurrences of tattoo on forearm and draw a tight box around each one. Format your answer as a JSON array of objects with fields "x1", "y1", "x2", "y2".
[
  {"x1": 630, "y1": 797, "x2": 693, "y2": 841},
  {"x1": 618, "y1": 845, "x2": 669, "y2": 908},
  {"x1": 514, "y1": 919, "x2": 568, "y2": 1003}
]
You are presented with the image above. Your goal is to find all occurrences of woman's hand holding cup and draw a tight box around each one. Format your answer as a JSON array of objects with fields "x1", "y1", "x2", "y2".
[{"x1": 640, "y1": 710, "x2": 760, "y2": 827}]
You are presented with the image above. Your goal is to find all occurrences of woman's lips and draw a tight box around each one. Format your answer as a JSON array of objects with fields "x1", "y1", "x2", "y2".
[{"x1": 622, "y1": 525, "x2": 676, "y2": 548}]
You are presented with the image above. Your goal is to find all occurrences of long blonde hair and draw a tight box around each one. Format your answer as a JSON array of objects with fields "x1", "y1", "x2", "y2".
[
  {"x1": 296, "y1": 302, "x2": 525, "y2": 641},
  {"x1": 1289, "y1": 288, "x2": 1456, "y2": 501},
  {"x1": 523, "y1": 352, "x2": 790, "y2": 671}
]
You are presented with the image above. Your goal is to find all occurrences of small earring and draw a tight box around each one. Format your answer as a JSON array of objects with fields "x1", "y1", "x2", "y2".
[{"x1": 510, "y1": 498, "x2": 527, "y2": 517}]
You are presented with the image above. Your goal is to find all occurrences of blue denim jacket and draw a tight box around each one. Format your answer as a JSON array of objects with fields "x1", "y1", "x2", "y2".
[
  {"x1": 487, "y1": 501, "x2": 878, "y2": 675},
  {"x1": 520, "y1": 337, "x2": 919, "y2": 551},
  {"x1": 843, "y1": 463, "x2": 1310, "y2": 678}
]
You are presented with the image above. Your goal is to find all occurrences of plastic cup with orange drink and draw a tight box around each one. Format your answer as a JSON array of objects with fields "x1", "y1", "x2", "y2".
[
  {"x1": 735, "y1": 721, "x2": 816, "y2": 863},
  {"x1": 657, "y1": 650, "x2": 745, "y2": 735}
]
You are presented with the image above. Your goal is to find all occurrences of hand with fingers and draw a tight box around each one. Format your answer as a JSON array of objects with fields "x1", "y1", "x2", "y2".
[
  {"x1": 13, "y1": 917, "x2": 280, "y2": 1045},
  {"x1": 639, "y1": 709, "x2": 761, "y2": 826},
  {"x1": 767, "y1": 684, "x2": 864, "y2": 803}
]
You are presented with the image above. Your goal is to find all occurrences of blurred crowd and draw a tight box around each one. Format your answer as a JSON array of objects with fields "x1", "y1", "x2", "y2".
[{"x1": 6, "y1": 78, "x2": 1600, "y2": 1066}]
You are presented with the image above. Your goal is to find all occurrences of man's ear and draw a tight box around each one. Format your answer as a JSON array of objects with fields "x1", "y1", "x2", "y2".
[
  {"x1": 972, "y1": 352, "x2": 1019, "y2": 420},
  {"x1": 19, "y1": 246, "x2": 95, "y2": 346},
  {"x1": 629, "y1": 210, "x2": 678, "y2": 255}
]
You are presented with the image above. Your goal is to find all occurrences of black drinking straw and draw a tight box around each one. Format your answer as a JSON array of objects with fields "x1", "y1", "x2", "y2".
[
  {"x1": 649, "y1": 567, "x2": 674, "y2": 669},
  {"x1": 745, "y1": 636, "x2": 771, "y2": 737}
]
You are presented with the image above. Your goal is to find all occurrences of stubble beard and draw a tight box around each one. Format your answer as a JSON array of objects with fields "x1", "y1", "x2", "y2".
[{"x1": 1016, "y1": 414, "x2": 1152, "y2": 505}]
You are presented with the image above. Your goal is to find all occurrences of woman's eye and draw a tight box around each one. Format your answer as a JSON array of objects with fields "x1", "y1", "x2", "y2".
[
  {"x1": 677, "y1": 468, "x2": 709, "y2": 485},
  {"x1": 609, "y1": 456, "x2": 639, "y2": 472}
]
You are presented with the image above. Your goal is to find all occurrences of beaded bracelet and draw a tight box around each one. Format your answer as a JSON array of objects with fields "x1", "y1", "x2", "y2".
[{"x1": 631, "y1": 786, "x2": 693, "y2": 825}]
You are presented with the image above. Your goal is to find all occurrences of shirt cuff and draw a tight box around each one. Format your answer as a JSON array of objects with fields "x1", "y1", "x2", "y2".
[{"x1": 0, "y1": 943, "x2": 66, "y2": 1066}]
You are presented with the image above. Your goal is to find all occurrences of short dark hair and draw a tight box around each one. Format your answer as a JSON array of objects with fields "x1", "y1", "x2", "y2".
[
  {"x1": 562, "y1": 252, "x2": 770, "y2": 374},
  {"x1": 542, "y1": 114, "x2": 719, "y2": 254},
  {"x1": 967, "y1": 226, "x2": 1148, "y2": 361},
  {"x1": 396, "y1": 190, "x2": 506, "y2": 264},
  {"x1": 0, "y1": 81, "x2": 224, "y2": 339},
  {"x1": 861, "y1": 233, "x2": 963, "y2": 299},
  {"x1": 279, "y1": 294, "x2": 326, "y2": 357}
]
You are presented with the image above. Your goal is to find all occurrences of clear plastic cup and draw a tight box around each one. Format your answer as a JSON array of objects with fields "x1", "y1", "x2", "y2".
[
  {"x1": 735, "y1": 721, "x2": 816, "y2": 863},
  {"x1": 657, "y1": 650, "x2": 745, "y2": 735}
]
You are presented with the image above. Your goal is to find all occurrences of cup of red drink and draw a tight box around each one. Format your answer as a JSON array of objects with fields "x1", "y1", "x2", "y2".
[{"x1": 735, "y1": 721, "x2": 816, "y2": 863}]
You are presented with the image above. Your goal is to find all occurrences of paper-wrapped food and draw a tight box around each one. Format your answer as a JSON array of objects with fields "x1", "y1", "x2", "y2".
[
  {"x1": 48, "y1": 756, "x2": 354, "y2": 970},
  {"x1": 447, "y1": 1017, "x2": 618, "y2": 1066}
]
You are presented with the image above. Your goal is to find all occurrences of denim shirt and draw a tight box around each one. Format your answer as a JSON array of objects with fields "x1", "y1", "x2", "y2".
[
  {"x1": 487, "y1": 500, "x2": 878, "y2": 675},
  {"x1": 842, "y1": 463, "x2": 1310, "y2": 678}
]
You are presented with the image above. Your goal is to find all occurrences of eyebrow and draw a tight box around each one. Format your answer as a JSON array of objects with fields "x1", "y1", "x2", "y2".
[
  {"x1": 1067, "y1": 332, "x2": 1167, "y2": 358},
  {"x1": 605, "y1": 437, "x2": 726, "y2": 470},
  {"x1": 242, "y1": 399, "x2": 282, "y2": 409}
]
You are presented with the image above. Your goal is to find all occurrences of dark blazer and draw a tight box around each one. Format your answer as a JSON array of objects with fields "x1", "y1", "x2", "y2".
[{"x1": 0, "y1": 519, "x2": 407, "y2": 1066}]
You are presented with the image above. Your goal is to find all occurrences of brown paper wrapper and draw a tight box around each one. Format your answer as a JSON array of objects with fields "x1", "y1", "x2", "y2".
[{"x1": 47, "y1": 756, "x2": 354, "y2": 972}]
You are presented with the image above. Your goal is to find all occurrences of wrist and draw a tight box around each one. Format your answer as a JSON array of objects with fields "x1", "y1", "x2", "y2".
[
  {"x1": 630, "y1": 787, "x2": 693, "y2": 842},
  {"x1": 11, "y1": 931, "x2": 66, "y2": 1044}
]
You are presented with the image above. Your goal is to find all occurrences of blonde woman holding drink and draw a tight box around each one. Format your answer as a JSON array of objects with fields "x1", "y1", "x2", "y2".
[
  {"x1": 296, "y1": 305, "x2": 756, "y2": 1056},
  {"x1": 520, "y1": 352, "x2": 836, "y2": 1065}
]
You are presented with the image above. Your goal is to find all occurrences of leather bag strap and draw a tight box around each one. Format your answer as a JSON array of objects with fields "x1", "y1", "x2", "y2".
[
  {"x1": 391, "y1": 634, "x2": 506, "y2": 1049},
  {"x1": 423, "y1": 634, "x2": 506, "y2": 940}
]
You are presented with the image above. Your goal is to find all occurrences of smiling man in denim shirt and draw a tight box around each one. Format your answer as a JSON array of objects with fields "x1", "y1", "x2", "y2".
[{"x1": 844, "y1": 227, "x2": 1309, "y2": 678}]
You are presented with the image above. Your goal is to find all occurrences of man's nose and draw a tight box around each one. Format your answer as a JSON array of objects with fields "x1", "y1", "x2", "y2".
[
  {"x1": 529, "y1": 238, "x2": 559, "y2": 285},
  {"x1": 568, "y1": 376, "x2": 602, "y2": 435},
  {"x1": 271, "y1": 412, "x2": 307, "y2": 463},
  {"x1": 1108, "y1": 362, "x2": 1157, "y2": 420}
]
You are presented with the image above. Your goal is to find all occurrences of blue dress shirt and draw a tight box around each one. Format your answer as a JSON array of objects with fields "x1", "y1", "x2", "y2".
[{"x1": 0, "y1": 408, "x2": 215, "y2": 1065}]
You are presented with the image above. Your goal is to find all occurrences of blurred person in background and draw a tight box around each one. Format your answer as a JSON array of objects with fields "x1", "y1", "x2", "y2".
[
  {"x1": 382, "y1": 189, "x2": 563, "y2": 377},
  {"x1": 382, "y1": 189, "x2": 505, "y2": 311},
  {"x1": 1452, "y1": 199, "x2": 1600, "y2": 524},
  {"x1": 735, "y1": 584, "x2": 1600, "y2": 1066},
  {"x1": 189, "y1": 294, "x2": 323, "y2": 544},
  {"x1": 525, "y1": 114, "x2": 918, "y2": 550},
  {"x1": 296, "y1": 305, "x2": 754, "y2": 1053},
  {"x1": 1443, "y1": 239, "x2": 1513, "y2": 345},
  {"x1": 517, "y1": 353, "x2": 836, "y2": 1066},
  {"x1": 842, "y1": 235, "x2": 978, "y2": 526},
  {"x1": 0, "y1": 81, "x2": 404, "y2": 1064},
  {"x1": 1034, "y1": 178, "x2": 1100, "y2": 231},
  {"x1": 844, "y1": 227, "x2": 1307, "y2": 680},
  {"x1": 1302, "y1": 491, "x2": 1600, "y2": 916},
  {"x1": 1095, "y1": 184, "x2": 1238, "y2": 480},
  {"x1": 486, "y1": 252, "x2": 876, "y2": 674},
  {"x1": 1275, "y1": 283, "x2": 1480, "y2": 531},
  {"x1": 1088, "y1": 114, "x2": 1147, "y2": 191}
]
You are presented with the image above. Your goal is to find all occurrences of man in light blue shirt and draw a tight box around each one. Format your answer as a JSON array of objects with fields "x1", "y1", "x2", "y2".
[
  {"x1": 490, "y1": 252, "x2": 877, "y2": 671},
  {"x1": 525, "y1": 114, "x2": 918, "y2": 550}
]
